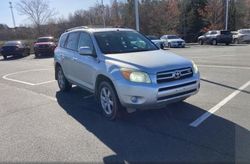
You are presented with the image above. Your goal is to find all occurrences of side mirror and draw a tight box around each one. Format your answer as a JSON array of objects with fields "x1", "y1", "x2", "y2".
[{"x1": 78, "y1": 46, "x2": 93, "y2": 56}]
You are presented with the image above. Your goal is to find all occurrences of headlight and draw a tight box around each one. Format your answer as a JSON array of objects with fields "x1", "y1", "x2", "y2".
[
  {"x1": 192, "y1": 61, "x2": 199, "y2": 73},
  {"x1": 120, "y1": 68, "x2": 151, "y2": 83}
]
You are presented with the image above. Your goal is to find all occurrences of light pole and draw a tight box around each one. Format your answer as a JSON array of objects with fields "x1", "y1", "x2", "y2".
[
  {"x1": 225, "y1": 0, "x2": 229, "y2": 30},
  {"x1": 101, "y1": 0, "x2": 106, "y2": 28},
  {"x1": 135, "y1": 0, "x2": 140, "y2": 31},
  {"x1": 9, "y1": 1, "x2": 16, "y2": 28}
]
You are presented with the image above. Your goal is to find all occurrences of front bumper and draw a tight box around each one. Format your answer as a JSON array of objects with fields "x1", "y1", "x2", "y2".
[
  {"x1": 1, "y1": 50, "x2": 23, "y2": 56},
  {"x1": 114, "y1": 73, "x2": 200, "y2": 110},
  {"x1": 34, "y1": 47, "x2": 54, "y2": 55},
  {"x1": 170, "y1": 42, "x2": 185, "y2": 47}
]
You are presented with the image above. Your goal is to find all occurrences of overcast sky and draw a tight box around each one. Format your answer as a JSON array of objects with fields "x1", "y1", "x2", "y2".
[{"x1": 0, "y1": 0, "x2": 111, "y2": 27}]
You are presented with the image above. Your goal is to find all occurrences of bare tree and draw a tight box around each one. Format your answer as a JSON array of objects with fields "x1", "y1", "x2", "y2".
[{"x1": 16, "y1": 0, "x2": 56, "y2": 35}]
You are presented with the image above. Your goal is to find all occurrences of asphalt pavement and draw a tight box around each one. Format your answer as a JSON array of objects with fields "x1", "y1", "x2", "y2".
[{"x1": 0, "y1": 44, "x2": 249, "y2": 163}]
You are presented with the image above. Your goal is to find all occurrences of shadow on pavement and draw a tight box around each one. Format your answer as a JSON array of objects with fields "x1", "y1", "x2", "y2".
[
  {"x1": 56, "y1": 87, "x2": 250, "y2": 163},
  {"x1": 201, "y1": 78, "x2": 250, "y2": 94}
]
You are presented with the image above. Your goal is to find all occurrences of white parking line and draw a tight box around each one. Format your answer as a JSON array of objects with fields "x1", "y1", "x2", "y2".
[
  {"x1": 191, "y1": 55, "x2": 235, "y2": 59},
  {"x1": 36, "y1": 80, "x2": 56, "y2": 85},
  {"x1": 197, "y1": 64, "x2": 250, "y2": 70},
  {"x1": 2, "y1": 69, "x2": 55, "y2": 86},
  {"x1": 190, "y1": 80, "x2": 250, "y2": 127}
]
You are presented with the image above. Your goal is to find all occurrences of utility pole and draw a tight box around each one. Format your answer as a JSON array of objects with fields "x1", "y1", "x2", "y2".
[
  {"x1": 101, "y1": 0, "x2": 106, "y2": 28},
  {"x1": 225, "y1": 0, "x2": 229, "y2": 30},
  {"x1": 135, "y1": 0, "x2": 140, "y2": 31},
  {"x1": 9, "y1": 1, "x2": 16, "y2": 29}
]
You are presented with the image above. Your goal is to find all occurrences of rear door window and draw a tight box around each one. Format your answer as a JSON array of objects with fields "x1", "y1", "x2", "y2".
[
  {"x1": 221, "y1": 31, "x2": 231, "y2": 35},
  {"x1": 65, "y1": 32, "x2": 79, "y2": 51}
]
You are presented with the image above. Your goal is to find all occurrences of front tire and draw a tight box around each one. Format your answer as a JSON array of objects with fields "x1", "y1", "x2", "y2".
[
  {"x1": 199, "y1": 39, "x2": 203, "y2": 45},
  {"x1": 234, "y1": 39, "x2": 239, "y2": 44},
  {"x1": 168, "y1": 43, "x2": 171, "y2": 48},
  {"x1": 56, "y1": 66, "x2": 72, "y2": 92},
  {"x1": 98, "y1": 81, "x2": 123, "y2": 120}
]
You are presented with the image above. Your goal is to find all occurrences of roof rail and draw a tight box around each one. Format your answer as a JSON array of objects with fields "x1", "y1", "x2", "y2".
[{"x1": 65, "y1": 26, "x2": 88, "y2": 32}]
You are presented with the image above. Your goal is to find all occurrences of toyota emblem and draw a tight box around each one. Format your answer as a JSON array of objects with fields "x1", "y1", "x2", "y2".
[{"x1": 174, "y1": 71, "x2": 181, "y2": 79}]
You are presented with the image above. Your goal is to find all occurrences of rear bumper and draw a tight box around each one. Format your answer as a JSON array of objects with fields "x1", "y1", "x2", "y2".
[
  {"x1": 114, "y1": 73, "x2": 200, "y2": 110},
  {"x1": 1, "y1": 50, "x2": 23, "y2": 56}
]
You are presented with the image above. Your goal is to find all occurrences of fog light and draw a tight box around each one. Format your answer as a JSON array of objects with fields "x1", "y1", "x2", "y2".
[{"x1": 131, "y1": 96, "x2": 138, "y2": 103}]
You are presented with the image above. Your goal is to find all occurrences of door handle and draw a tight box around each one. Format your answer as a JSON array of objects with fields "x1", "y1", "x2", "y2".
[{"x1": 72, "y1": 57, "x2": 78, "y2": 61}]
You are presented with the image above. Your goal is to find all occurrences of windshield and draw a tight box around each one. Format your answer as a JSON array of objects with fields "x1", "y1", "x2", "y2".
[
  {"x1": 168, "y1": 35, "x2": 180, "y2": 39},
  {"x1": 239, "y1": 29, "x2": 250, "y2": 34},
  {"x1": 4, "y1": 41, "x2": 22, "y2": 46},
  {"x1": 221, "y1": 31, "x2": 231, "y2": 35},
  {"x1": 147, "y1": 35, "x2": 159, "y2": 40},
  {"x1": 37, "y1": 38, "x2": 54, "y2": 43},
  {"x1": 94, "y1": 31, "x2": 158, "y2": 54}
]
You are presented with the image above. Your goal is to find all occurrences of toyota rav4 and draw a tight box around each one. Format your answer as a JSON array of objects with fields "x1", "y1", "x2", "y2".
[{"x1": 54, "y1": 27, "x2": 200, "y2": 120}]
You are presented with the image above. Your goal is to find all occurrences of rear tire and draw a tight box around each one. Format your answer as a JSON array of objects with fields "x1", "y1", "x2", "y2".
[
  {"x1": 56, "y1": 66, "x2": 72, "y2": 92},
  {"x1": 3, "y1": 55, "x2": 7, "y2": 60},
  {"x1": 212, "y1": 39, "x2": 217, "y2": 45},
  {"x1": 35, "y1": 53, "x2": 39, "y2": 58},
  {"x1": 98, "y1": 81, "x2": 124, "y2": 120}
]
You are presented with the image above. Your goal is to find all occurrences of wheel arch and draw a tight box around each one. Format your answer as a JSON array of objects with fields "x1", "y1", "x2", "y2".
[
  {"x1": 55, "y1": 62, "x2": 61, "y2": 80},
  {"x1": 95, "y1": 74, "x2": 116, "y2": 99}
]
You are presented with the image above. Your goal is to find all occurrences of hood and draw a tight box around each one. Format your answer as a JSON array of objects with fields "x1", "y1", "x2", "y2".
[
  {"x1": 104, "y1": 50, "x2": 192, "y2": 74},
  {"x1": 168, "y1": 38, "x2": 184, "y2": 42}
]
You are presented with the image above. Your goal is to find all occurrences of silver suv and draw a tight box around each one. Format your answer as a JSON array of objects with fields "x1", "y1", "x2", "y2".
[{"x1": 54, "y1": 27, "x2": 200, "y2": 120}]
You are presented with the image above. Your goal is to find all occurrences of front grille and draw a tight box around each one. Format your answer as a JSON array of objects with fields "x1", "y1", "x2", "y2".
[
  {"x1": 158, "y1": 81, "x2": 197, "y2": 92},
  {"x1": 157, "y1": 89, "x2": 197, "y2": 101},
  {"x1": 38, "y1": 45, "x2": 49, "y2": 49},
  {"x1": 157, "y1": 67, "x2": 193, "y2": 83}
]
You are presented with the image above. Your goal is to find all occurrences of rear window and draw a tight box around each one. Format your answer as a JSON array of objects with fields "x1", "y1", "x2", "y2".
[{"x1": 221, "y1": 31, "x2": 231, "y2": 35}]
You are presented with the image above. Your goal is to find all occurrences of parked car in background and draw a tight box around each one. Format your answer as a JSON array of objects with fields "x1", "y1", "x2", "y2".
[
  {"x1": 34, "y1": 36, "x2": 57, "y2": 58},
  {"x1": 54, "y1": 27, "x2": 200, "y2": 120},
  {"x1": 232, "y1": 29, "x2": 250, "y2": 44},
  {"x1": 198, "y1": 30, "x2": 232, "y2": 45},
  {"x1": 160, "y1": 35, "x2": 186, "y2": 48},
  {"x1": 146, "y1": 35, "x2": 165, "y2": 49},
  {"x1": 0, "y1": 40, "x2": 30, "y2": 60}
]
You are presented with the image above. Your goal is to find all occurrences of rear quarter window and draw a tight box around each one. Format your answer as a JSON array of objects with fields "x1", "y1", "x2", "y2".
[
  {"x1": 59, "y1": 34, "x2": 68, "y2": 48},
  {"x1": 65, "y1": 32, "x2": 79, "y2": 51}
]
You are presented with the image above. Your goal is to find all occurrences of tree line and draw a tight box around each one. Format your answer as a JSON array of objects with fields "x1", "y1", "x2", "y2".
[{"x1": 1, "y1": 0, "x2": 250, "y2": 42}]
